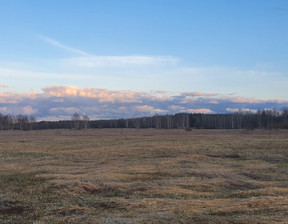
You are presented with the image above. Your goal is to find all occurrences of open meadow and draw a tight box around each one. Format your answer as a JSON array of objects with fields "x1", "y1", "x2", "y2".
[{"x1": 0, "y1": 129, "x2": 288, "y2": 223}]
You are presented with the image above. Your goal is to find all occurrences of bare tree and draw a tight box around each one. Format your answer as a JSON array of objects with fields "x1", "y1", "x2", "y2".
[
  {"x1": 82, "y1": 114, "x2": 90, "y2": 129},
  {"x1": 71, "y1": 113, "x2": 81, "y2": 129},
  {"x1": 29, "y1": 116, "x2": 36, "y2": 130},
  {"x1": 16, "y1": 114, "x2": 29, "y2": 130}
]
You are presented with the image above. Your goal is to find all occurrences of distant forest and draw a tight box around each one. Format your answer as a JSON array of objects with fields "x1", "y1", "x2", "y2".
[{"x1": 1, "y1": 109, "x2": 288, "y2": 130}]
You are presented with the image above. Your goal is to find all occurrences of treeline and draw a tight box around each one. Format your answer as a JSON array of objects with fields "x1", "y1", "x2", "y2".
[
  {"x1": 0, "y1": 114, "x2": 36, "y2": 130},
  {"x1": 1, "y1": 109, "x2": 288, "y2": 130}
]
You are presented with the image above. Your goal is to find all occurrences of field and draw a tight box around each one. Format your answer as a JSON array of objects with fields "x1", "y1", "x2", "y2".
[{"x1": 0, "y1": 129, "x2": 288, "y2": 223}]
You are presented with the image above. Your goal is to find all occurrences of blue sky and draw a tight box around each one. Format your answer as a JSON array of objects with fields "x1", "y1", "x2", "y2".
[{"x1": 1, "y1": 1, "x2": 288, "y2": 119}]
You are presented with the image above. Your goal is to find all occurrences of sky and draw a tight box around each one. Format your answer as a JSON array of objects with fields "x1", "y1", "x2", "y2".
[{"x1": 1, "y1": 0, "x2": 288, "y2": 120}]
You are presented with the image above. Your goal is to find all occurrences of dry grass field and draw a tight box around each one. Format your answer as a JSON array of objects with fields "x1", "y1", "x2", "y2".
[{"x1": 0, "y1": 129, "x2": 288, "y2": 223}]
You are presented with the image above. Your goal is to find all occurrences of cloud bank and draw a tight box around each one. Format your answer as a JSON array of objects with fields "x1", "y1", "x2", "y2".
[{"x1": 0, "y1": 85, "x2": 287, "y2": 121}]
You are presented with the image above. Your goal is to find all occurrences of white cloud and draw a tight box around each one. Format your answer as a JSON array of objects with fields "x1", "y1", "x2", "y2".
[
  {"x1": 209, "y1": 101, "x2": 219, "y2": 104},
  {"x1": 226, "y1": 108, "x2": 258, "y2": 113},
  {"x1": 0, "y1": 67, "x2": 64, "y2": 80},
  {"x1": 62, "y1": 55, "x2": 179, "y2": 68},
  {"x1": 42, "y1": 85, "x2": 144, "y2": 103},
  {"x1": 181, "y1": 109, "x2": 214, "y2": 114},
  {"x1": 1, "y1": 85, "x2": 287, "y2": 121},
  {"x1": 0, "y1": 106, "x2": 37, "y2": 115},
  {"x1": 39, "y1": 35, "x2": 178, "y2": 68},
  {"x1": 169, "y1": 105, "x2": 185, "y2": 111},
  {"x1": 134, "y1": 105, "x2": 154, "y2": 112},
  {"x1": 23, "y1": 106, "x2": 37, "y2": 115},
  {"x1": 50, "y1": 107, "x2": 80, "y2": 114},
  {"x1": 39, "y1": 35, "x2": 89, "y2": 56}
]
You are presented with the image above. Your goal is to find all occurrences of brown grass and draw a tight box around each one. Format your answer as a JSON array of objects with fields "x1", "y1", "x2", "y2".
[{"x1": 0, "y1": 129, "x2": 288, "y2": 223}]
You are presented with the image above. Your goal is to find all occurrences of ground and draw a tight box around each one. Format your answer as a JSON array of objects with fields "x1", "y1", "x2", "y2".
[{"x1": 0, "y1": 129, "x2": 288, "y2": 223}]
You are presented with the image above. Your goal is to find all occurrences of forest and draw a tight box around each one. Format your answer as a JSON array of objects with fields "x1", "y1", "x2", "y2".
[{"x1": 1, "y1": 109, "x2": 288, "y2": 130}]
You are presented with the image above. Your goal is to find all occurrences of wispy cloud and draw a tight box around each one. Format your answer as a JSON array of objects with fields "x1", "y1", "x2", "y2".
[
  {"x1": 62, "y1": 55, "x2": 179, "y2": 68},
  {"x1": 39, "y1": 35, "x2": 90, "y2": 56},
  {"x1": 39, "y1": 35, "x2": 178, "y2": 68},
  {"x1": 0, "y1": 84, "x2": 8, "y2": 88}
]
